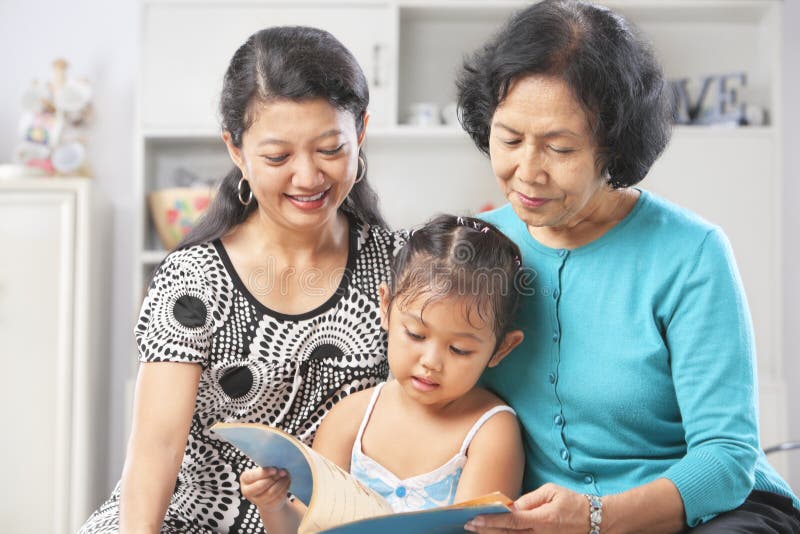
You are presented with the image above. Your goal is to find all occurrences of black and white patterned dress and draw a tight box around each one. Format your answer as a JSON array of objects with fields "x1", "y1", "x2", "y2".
[{"x1": 81, "y1": 216, "x2": 404, "y2": 533}]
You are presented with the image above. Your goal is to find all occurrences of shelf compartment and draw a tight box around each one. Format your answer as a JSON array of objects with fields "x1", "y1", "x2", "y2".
[
  {"x1": 142, "y1": 137, "x2": 230, "y2": 250},
  {"x1": 396, "y1": 1, "x2": 778, "y2": 126},
  {"x1": 397, "y1": 4, "x2": 518, "y2": 126}
]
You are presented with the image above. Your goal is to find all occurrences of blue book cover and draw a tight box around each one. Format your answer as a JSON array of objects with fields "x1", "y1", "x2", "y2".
[
  {"x1": 318, "y1": 500, "x2": 512, "y2": 534},
  {"x1": 212, "y1": 422, "x2": 315, "y2": 504}
]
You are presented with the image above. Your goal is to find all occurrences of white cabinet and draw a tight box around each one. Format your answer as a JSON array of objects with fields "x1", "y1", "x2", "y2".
[
  {"x1": 136, "y1": 0, "x2": 789, "y2": 474},
  {"x1": 141, "y1": 2, "x2": 395, "y2": 130},
  {"x1": 0, "y1": 178, "x2": 109, "y2": 533}
]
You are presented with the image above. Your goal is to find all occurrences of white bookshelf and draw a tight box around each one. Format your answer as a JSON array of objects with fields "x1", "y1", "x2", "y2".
[{"x1": 136, "y1": 0, "x2": 788, "y2": 473}]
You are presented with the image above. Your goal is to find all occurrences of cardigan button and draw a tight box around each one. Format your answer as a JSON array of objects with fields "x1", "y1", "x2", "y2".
[
  {"x1": 560, "y1": 449, "x2": 570, "y2": 461},
  {"x1": 395, "y1": 486, "x2": 406, "y2": 498}
]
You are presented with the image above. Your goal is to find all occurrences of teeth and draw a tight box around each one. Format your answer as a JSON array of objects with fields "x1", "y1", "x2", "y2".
[{"x1": 292, "y1": 190, "x2": 326, "y2": 201}]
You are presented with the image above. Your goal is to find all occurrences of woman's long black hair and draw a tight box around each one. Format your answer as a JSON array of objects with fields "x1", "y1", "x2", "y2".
[{"x1": 177, "y1": 26, "x2": 385, "y2": 251}]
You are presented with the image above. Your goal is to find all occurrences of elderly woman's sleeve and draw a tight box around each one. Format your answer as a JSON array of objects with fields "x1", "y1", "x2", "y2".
[{"x1": 661, "y1": 227, "x2": 760, "y2": 526}]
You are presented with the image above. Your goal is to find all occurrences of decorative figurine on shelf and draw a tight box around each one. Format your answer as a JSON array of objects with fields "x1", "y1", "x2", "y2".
[
  {"x1": 667, "y1": 72, "x2": 766, "y2": 127},
  {"x1": 14, "y1": 58, "x2": 93, "y2": 176}
]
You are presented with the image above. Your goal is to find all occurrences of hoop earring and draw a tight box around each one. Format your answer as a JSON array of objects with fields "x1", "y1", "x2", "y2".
[
  {"x1": 355, "y1": 154, "x2": 367, "y2": 184},
  {"x1": 237, "y1": 177, "x2": 253, "y2": 206}
]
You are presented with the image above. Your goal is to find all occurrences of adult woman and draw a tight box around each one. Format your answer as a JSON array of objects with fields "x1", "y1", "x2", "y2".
[
  {"x1": 456, "y1": 1, "x2": 800, "y2": 532},
  {"x1": 80, "y1": 26, "x2": 401, "y2": 533}
]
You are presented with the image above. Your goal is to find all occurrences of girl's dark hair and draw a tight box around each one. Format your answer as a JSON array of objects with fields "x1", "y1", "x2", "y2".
[
  {"x1": 457, "y1": 0, "x2": 672, "y2": 188},
  {"x1": 387, "y1": 214, "x2": 523, "y2": 349},
  {"x1": 179, "y1": 26, "x2": 384, "y2": 250}
]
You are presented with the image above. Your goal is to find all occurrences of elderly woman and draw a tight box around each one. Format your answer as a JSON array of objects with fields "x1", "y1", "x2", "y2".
[{"x1": 456, "y1": 1, "x2": 800, "y2": 533}]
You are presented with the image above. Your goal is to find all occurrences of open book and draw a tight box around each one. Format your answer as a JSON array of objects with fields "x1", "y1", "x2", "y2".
[{"x1": 211, "y1": 422, "x2": 513, "y2": 534}]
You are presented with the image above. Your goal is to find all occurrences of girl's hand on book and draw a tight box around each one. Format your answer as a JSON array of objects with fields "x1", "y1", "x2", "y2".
[{"x1": 240, "y1": 467, "x2": 292, "y2": 512}]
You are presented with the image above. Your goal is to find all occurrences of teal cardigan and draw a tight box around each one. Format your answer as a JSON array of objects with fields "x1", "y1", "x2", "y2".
[{"x1": 480, "y1": 190, "x2": 799, "y2": 525}]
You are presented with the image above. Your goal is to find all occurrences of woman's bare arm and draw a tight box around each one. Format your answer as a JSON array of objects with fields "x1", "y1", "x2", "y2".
[{"x1": 119, "y1": 362, "x2": 201, "y2": 534}]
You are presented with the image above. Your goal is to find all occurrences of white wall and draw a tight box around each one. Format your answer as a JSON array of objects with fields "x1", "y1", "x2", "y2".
[
  {"x1": 0, "y1": 0, "x2": 138, "y2": 502},
  {"x1": 0, "y1": 0, "x2": 797, "y2": 511},
  {"x1": 782, "y1": 0, "x2": 800, "y2": 495}
]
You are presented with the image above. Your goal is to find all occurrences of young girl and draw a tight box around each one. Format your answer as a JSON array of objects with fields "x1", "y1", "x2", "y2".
[{"x1": 240, "y1": 214, "x2": 527, "y2": 533}]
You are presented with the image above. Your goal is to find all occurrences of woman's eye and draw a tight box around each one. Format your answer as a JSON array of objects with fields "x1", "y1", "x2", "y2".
[
  {"x1": 502, "y1": 139, "x2": 522, "y2": 146},
  {"x1": 405, "y1": 328, "x2": 424, "y2": 341},
  {"x1": 450, "y1": 346, "x2": 472, "y2": 356},
  {"x1": 319, "y1": 144, "x2": 344, "y2": 156},
  {"x1": 548, "y1": 145, "x2": 575, "y2": 154},
  {"x1": 263, "y1": 154, "x2": 289, "y2": 163}
]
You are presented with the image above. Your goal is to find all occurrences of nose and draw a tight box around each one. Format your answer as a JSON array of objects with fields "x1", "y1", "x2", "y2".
[
  {"x1": 516, "y1": 145, "x2": 547, "y2": 185},
  {"x1": 292, "y1": 153, "x2": 325, "y2": 189},
  {"x1": 419, "y1": 344, "x2": 443, "y2": 372}
]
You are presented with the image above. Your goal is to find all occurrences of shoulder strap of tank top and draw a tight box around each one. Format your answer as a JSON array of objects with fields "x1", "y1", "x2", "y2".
[
  {"x1": 458, "y1": 405, "x2": 517, "y2": 456},
  {"x1": 353, "y1": 382, "x2": 386, "y2": 450}
]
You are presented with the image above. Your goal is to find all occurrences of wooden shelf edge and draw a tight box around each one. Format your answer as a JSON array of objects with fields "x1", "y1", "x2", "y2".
[
  {"x1": 141, "y1": 127, "x2": 220, "y2": 140},
  {"x1": 141, "y1": 250, "x2": 168, "y2": 265},
  {"x1": 139, "y1": 125, "x2": 775, "y2": 143}
]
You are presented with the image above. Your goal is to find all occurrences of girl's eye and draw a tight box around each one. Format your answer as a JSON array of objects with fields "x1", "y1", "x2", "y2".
[
  {"x1": 319, "y1": 144, "x2": 344, "y2": 156},
  {"x1": 263, "y1": 154, "x2": 289, "y2": 163},
  {"x1": 450, "y1": 346, "x2": 472, "y2": 356},
  {"x1": 502, "y1": 139, "x2": 522, "y2": 146},
  {"x1": 404, "y1": 328, "x2": 424, "y2": 341},
  {"x1": 548, "y1": 145, "x2": 575, "y2": 154}
]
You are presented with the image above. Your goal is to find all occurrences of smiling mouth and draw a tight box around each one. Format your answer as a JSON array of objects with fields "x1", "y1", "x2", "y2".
[
  {"x1": 286, "y1": 189, "x2": 329, "y2": 202},
  {"x1": 516, "y1": 191, "x2": 550, "y2": 208}
]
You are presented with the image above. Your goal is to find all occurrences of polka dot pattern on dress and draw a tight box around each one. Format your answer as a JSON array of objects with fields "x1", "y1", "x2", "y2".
[{"x1": 80, "y1": 216, "x2": 405, "y2": 534}]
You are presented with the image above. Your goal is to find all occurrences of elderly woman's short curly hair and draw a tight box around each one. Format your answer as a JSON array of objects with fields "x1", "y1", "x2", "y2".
[{"x1": 456, "y1": 0, "x2": 672, "y2": 188}]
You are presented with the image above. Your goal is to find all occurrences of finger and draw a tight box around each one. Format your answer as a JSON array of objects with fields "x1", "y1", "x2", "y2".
[
  {"x1": 514, "y1": 485, "x2": 556, "y2": 511},
  {"x1": 240, "y1": 467, "x2": 262, "y2": 485},
  {"x1": 240, "y1": 467, "x2": 280, "y2": 484},
  {"x1": 263, "y1": 478, "x2": 291, "y2": 500},
  {"x1": 464, "y1": 520, "x2": 530, "y2": 534},
  {"x1": 242, "y1": 478, "x2": 275, "y2": 498},
  {"x1": 241, "y1": 471, "x2": 287, "y2": 495},
  {"x1": 466, "y1": 510, "x2": 536, "y2": 531}
]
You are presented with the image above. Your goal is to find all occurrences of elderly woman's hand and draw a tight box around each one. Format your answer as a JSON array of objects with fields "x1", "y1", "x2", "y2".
[{"x1": 464, "y1": 483, "x2": 591, "y2": 534}]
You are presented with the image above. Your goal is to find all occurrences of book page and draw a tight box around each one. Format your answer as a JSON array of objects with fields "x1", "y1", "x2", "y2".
[
  {"x1": 299, "y1": 446, "x2": 394, "y2": 534},
  {"x1": 449, "y1": 491, "x2": 514, "y2": 509}
]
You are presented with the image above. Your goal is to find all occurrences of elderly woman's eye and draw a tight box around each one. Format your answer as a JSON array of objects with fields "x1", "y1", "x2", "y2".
[
  {"x1": 548, "y1": 145, "x2": 575, "y2": 154},
  {"x1": 502, "y1": 139, "x2": 522, "y2": 146}
]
